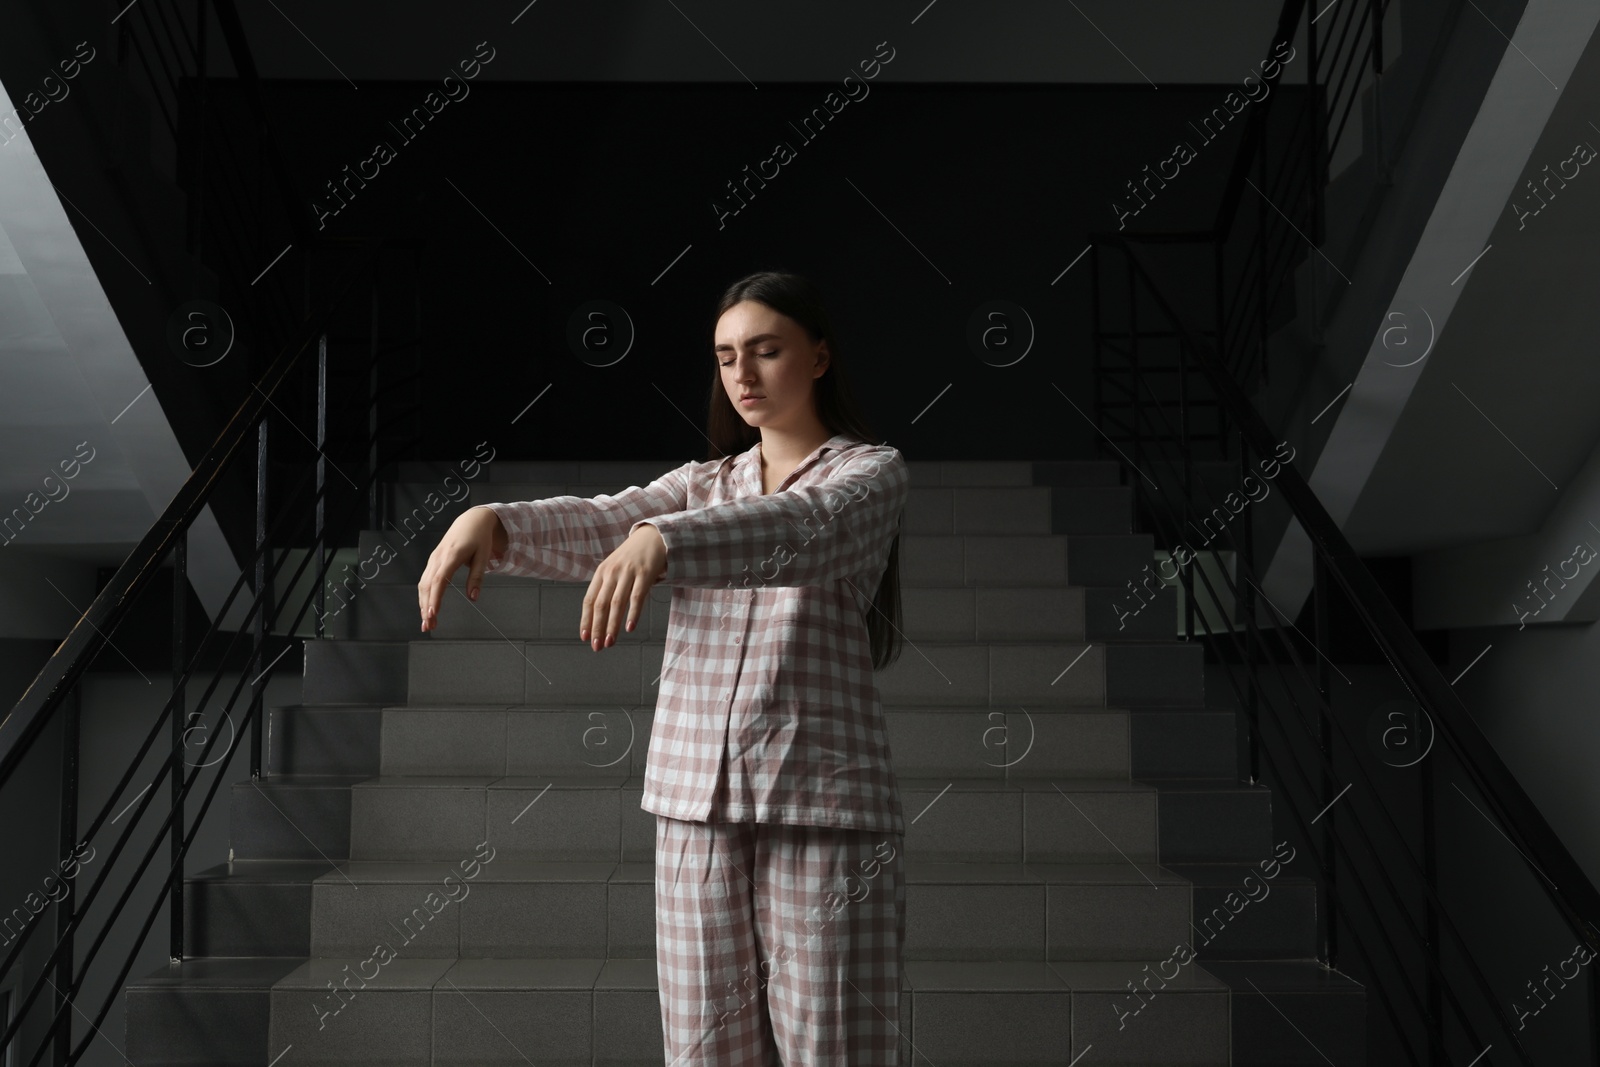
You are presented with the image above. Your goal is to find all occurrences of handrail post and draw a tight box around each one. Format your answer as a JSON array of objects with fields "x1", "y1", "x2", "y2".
[
  {"x1": 1238, "y1": 423, "x2": 1258, "y2": 785},
  {"x1": 315, "y1": 334, "x2": 328, "y2": 640},
  {"x1": 1370, "y1": 0, "x2": 1388, "y2": 182},
  {"x1": 53, "y1": 688, "x2": 81, "y2": 1066},
  {"x1": 1313, "y1": 547, "x2": 1336, "y2": 971},
  {"x1": 1423, "y1": 755, "x2": 1440, "y2": 1065},
  {"x1": 1255, "y1": 131, "x2": 1270, "y2": 388},
  {"x1": 369, "y1": 278, "x2": 381, "y2": 532},
  {"x1": 251, "y1": 416, "x2": 268, "y2": 779},
  {"x1": 1307, "y1": 0, "x2": 1328, "y2": 335},
  {"x1": 170, "y1": 531, "x2": 188, "y2": 962}
]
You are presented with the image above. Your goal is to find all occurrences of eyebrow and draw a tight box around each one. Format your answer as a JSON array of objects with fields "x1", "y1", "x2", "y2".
[{"x1": 713, "y1": 333, "x2": 782, "y2": 353}]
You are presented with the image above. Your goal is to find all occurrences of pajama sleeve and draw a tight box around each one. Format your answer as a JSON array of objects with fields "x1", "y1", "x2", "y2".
[
  {"x1": 473, "y1": 461, "x2": 695, "y2": 583},
  {"x1": 629, "y1": 445, "x2": 908, "y2": 588}
]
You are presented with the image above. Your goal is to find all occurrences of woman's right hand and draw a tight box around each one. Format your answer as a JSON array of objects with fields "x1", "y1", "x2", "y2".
[{"x1": 417, "y1": 505, "x2": 508, "y2": 633}]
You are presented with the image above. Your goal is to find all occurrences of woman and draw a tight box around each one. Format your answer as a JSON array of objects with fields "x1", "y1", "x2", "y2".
[{"x1": 418, "y1": 271, "x2": 911, "y2": 1064}]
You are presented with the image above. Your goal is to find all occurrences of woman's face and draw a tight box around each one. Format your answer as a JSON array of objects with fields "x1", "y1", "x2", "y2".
[{"x1": 714, "y1": 300, "x2": 829, "y2": 431}]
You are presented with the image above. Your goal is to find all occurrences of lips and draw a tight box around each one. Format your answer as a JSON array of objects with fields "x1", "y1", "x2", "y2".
[{"x1": 740, "y1": 395, "x2": 764, "y2": 401}]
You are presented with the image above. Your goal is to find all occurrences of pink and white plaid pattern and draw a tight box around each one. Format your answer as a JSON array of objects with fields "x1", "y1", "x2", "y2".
[
  {"x1": 654, "y1": 815, "x2": 907, "y2": 1065},
  {"x1": 476, "y1": 432, "x2": 910, "y2": 833}
]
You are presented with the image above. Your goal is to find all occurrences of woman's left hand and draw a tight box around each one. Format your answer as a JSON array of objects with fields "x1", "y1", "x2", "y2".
[{"x1": 582, "y1": 523, "x2": 667, "y2": 651}]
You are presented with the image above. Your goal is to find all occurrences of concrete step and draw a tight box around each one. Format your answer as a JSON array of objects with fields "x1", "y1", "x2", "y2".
[
  {"x1": 372, "y1": 703, "x2": 1135, "y2": 780},
  {"x1": 183, "y1": 857, "x2": 1322, "y2": 964},
  {"x1": 267, "y1": 701, "x2": 1241, "y2": 784},
  {"x1": 344, "y1": 525, "x2": 1156, "y2": 594},
  {"x1": 388, "y1": 480, "x2": 1134, "y2": 543},
  {"x1": 319, "y1": 559, "x2": 1180, "y2": 643},
  {"x1": 298, "y1": 637, "x2": 1204, "y2": 708},
  {"x1": 231, "y1": 773, "x2": 1167, "y2": 865},
  {"x1": 229, "y1": 770, "x2": 1272, "y2": 868},
  {"x1": 1154, "y1": 779, "x2": 1279, "y2": 863},
  {"x1": 124, "y1": 952, "x2": 1359, "y2": 1067}
]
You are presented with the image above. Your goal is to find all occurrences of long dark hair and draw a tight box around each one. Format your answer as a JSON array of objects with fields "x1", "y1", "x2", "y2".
[{"x1": 704, "y1": 271, "x2": 903, "y2": 670}]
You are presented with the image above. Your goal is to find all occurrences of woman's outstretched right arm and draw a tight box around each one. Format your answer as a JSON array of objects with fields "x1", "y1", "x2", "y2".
[{"x1": 418, "y1": 463, "x2": 695, "y2": 631}]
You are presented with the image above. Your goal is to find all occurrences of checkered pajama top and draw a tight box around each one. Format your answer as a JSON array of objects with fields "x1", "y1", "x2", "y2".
[{"x1": 476, "y1": 432, "x2": 910, "y2": 833}]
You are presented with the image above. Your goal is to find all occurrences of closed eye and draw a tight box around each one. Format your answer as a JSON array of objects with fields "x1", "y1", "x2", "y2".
[{"x1": 719, "y1": 350, "x2": 778, "y2": 366}]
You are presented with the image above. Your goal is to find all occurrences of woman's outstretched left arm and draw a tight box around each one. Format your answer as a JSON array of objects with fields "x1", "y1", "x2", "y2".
[{"x1": 632, "y1": 445, "x2": 908, "y2": 589}]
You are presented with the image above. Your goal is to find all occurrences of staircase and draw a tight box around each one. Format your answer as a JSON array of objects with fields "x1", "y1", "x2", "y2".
[{"x1": 124, "y1": 456, "x2": 1365, "y2": 1066}]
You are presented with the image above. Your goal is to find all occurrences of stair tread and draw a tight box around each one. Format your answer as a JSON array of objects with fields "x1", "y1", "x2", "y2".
[
  {"x1": 128, "y1": 953, "x2": 1361, "y2": 994},
  {"x1": 1186, "y1": 959, "x2": 1367, "y2": 993},
  {"x1": 1160, "y1": 862, "x2": 1318, "y2": 887},
  {"x1": 250, "y1": 772, "x2": 1154, "y2": 791},
  {"x1": 285, "y1": 701, "x2": 1177, "y2": 715},
  {"x1": 190, "y1": 857, "x2": 1204, "y2": 887},
  {"x1": 1134, "y1": 777, "x2": 1271, "y2": 792}
]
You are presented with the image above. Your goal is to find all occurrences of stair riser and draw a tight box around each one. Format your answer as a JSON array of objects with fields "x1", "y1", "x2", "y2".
[
  {"x1": 185, "y1": 882, "x2": 314, "y2": 957},
  {"x1": 230, "y1": 783, "x2": 352, "y2": 862},
  {"x1": 1129, "y1": 710, "x2": 1238, "y2": 779},
  {"x1": 913, "y1": 989, "x2": 1228, "y2": 1066},
  {"x1": 331, "y1": 784, "x2": 1166, "y2": 865},
  {"x1": 125, "y1": 988, "x2": 271, "y2": 1066},
  {"x1": 382, "y1": 640, "x2": 1200, "y2": 707},
  {"x1": 269, "y1": 985, "x2": 678, "y2": 1067},
  {"x1": 125, "y1": 978, "x2": 1362, "y2": 1067},
  {"x1": 268, "y1": 705, "x2": 1239, "y2": 781},
  {"x1": 1157, "y1": 789, "x2": 1276, "y2": 863},
  {"x1": 296, "y1": 881, "x2": 1200, "y2": 961},
  {"x1": 342, "y1": 578, "x2": 1178, "y2": 645},
  {"x1": 235, "y1": 779, "x2": 1275, "y2": 869},
  {"x1": 358, "y1": 526, "x2": 1155, "y2": 592},
  {"x1": 269, "y1": 706, "x2": 384, "y2": 777},
  {"x1": 370, "y1": 707, "x2": 1131, "y2": 780},
  {"x1": 185, "y1": 873, "x2": 1324, "y2": 963}
]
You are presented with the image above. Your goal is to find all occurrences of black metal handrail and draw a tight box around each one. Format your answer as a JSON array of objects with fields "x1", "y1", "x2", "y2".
[
  {"x1": 1093, "y1": 0, "x2": 1411, "y2": 461},
  {"x1": 1092, "y1": 232, "x2": 1600, "y2": 1064},
  {"x1": 1084, "y1": 0, "x2": 1596, "y2": 1059},
  {"x1": 0, "y1": 3, "x2": 431, "y2": 1064},
  {"x1": 0, "y1": 241, "x2": 430, "y2": 1066}
]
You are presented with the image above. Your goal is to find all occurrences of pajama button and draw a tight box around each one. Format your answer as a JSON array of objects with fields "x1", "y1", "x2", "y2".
[{"x1": 732, "y1": 636, "x2": 741, "y2": 645}]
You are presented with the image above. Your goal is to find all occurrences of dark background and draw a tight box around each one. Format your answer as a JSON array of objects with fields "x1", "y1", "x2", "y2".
[{"x1": 250, "y1": 80, "x2": 1250, "y2": 463}]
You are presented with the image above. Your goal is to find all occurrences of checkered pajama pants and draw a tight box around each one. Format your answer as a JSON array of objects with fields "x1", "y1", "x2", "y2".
[{"x1": 654, "y1": 815, "x2": 908, "y2": 1066}]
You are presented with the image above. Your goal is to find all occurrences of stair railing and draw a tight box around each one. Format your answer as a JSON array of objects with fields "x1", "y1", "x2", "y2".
[
  {"x1": 1092, "y1": 232, "x2": 1600, "y2": 1067},
  {"x1": 0, "y1": 3, "x2": 428, "y2": 1062},
  {"x1": 1093, "y1": 0, "x2": 1444, "y2": 459},
  {"x1": 0, "y1": 239, "x2": 425, "y2": 1067}
]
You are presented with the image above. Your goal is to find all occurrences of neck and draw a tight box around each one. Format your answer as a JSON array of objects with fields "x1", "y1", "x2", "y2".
[{"x1": 758, "y1": 423, "x2": 832, "y2": 468}]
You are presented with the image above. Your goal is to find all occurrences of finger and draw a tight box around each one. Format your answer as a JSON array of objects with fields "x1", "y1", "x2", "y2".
[
  {"x1": 466, "y1": 549, "x2": 487, "y2": 603},
  {"x1": 418, "y1": 569, "x2": 428, "y2": 631},
  {"x1": 607, "y1": 576, "x2": 632, "y2": 646},
  {"x1": 626, "y1": 580, "x2": 646, "y2": 634},
  {"x1": 418, "y1": 563, "x2": 434, "y2": 632},
  {"x1": 587, "y1": 572, "x2": 611, "y2": 649},
  {"x1": 423, "y1": 555, "x2": 453, "y2": 633},
  {"x1": 422, "y1": 573, "x2": 440, "y2": 633},
  {"x1": 580, "y1": 576, "x2": 596, "y2": 643}
]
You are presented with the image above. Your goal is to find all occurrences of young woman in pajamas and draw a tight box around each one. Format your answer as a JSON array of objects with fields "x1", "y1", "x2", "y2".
[{"x1": 419, "y1": 271, "x2": 912, "y2": 1065}]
